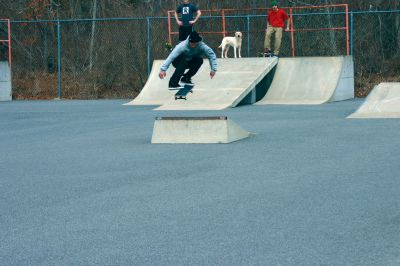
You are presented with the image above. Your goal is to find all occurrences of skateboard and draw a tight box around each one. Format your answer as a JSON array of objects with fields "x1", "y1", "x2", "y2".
[
  {"x1": 174, "y1": 84, "x2": 194, "y2": 100},
  {"x1": 259, "y1": 52, "x2": 275, "y2": 58}
]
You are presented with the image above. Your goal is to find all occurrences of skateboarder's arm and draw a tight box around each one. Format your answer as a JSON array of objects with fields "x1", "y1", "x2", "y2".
[
  {"x1": 201, "y1": 44, "x2": 217, "y2": 73},
  {"x1": 160, "y1": 42, "x2": 186, "y2": 72}
]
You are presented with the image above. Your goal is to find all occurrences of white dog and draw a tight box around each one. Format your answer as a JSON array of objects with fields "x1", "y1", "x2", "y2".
[{"x1": 218, "y1": 31, "x2": 242, "y2": 58}]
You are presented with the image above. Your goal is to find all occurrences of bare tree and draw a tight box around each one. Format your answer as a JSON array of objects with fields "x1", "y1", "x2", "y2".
[
  {"x1": 395, "y1": 0, "x2": 400, "y2": 56},
  {"x1": 323, "y1": 0, "x2": 338, "y2": 55},
  {"x1": 89, "y1": 0, "x2": 97, "y2": 71}
]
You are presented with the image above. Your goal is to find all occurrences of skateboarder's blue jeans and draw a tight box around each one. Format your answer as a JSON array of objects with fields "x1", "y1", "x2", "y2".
[{"x1": 169, "y1": 55, "x2": 203, "y2": 87}]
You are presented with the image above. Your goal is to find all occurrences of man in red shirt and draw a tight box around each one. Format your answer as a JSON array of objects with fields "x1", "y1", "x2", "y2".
[{"x1": 264, "y1": 1, "x2": 290, "y2": 57}]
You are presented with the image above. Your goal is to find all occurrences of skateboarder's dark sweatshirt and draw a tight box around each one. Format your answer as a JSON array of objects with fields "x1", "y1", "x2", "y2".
[{"x1": 160, "y1": 38, "x2": 218, "y2": 73}]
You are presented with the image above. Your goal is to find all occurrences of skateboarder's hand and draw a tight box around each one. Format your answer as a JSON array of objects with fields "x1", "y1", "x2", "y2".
[
  {"x1": 177, "y1": 20, "x2": 183, "y2": 26},
  {"x1": 210, "y1": 71, "x2": 216, "y2": 79},
  {"x1": 159, "y1": 71, "x2": 166, "y2": 79}
]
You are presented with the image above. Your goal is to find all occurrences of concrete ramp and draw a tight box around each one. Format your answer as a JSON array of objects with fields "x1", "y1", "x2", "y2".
[
  {"x1": 126, "y1": 58, "x2": 278, "y2": 110},
  {"x1": 256, "y1": 56, "x2": 354, "y2": 105},
  {"x1": 0, "y1": 61, "x2": 11, "y2": 101},
  {"x1": 151, "y1": 116, "x2": 251, "y2": 144},
  {"x1": 125, "y1": 61, "x2": 177, "y2": 106},
  {"x1": 348, "y1": 83, "x2": 400, "y2": 118}
]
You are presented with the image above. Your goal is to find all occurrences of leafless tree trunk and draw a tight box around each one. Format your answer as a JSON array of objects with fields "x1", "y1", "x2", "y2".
[
  {"x1": 395, "y1": 0, "x2": 400, "y2": 56},
  {"x1": 89, "y1": 0, "x2": 97, "y2": 71},
  {"x1": 374, "y1": 0, "x2": 386, "y2": 60},
  {"x1": 323, "y1": 0, "x2": 337, "y2": 55}
]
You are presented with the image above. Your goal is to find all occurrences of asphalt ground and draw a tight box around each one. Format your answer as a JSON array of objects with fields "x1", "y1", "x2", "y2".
[{"x1": 1, "y1": 99, "x2": 400, "y2": 265}]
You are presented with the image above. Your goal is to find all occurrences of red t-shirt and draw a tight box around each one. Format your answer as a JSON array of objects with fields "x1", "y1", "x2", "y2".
[{"x1": 267, "y1": 8, "x2": 289, "y2": 28}]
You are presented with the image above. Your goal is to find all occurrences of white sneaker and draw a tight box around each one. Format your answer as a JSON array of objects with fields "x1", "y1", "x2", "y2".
[{"x1": 168, "y1": 85, "x2": 183, "y2": 90}]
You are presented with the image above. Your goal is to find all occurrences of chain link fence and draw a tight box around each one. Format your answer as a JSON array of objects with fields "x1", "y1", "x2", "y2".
[
  {"x1": 11, "y1": 21, "x2": 58, "y2": 99},
  {"x1": 352, "y1": 10, "x2": 400, "y2": 96},
  {"x1": 6, "y1": 9, "x2": 400, "y2": 99},
  {"x1": 11, "y1": 19, "x2": 149, "y2": 99},
  {"x1": 0, "y1": 20, "x2": 10, "y2": 64}
]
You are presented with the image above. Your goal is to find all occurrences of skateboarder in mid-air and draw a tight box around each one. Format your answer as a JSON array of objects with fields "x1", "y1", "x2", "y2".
[{"x1": 159, "y1": 31, "x2": 217, "y2": 90}]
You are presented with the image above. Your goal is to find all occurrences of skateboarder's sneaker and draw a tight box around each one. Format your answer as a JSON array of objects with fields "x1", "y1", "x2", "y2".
[
  {"x1": 180, "y1": 77, "x2": 194, "y2": 85},
  {"x1": 263, "y1": 49, "x2": 272, "y2": 57},
  {"x1": 168, "y1": 84, "x2": 184, "y2": 90},
  {"x1": 272, "y1": 53, "x2": 279, "y2": 58}
]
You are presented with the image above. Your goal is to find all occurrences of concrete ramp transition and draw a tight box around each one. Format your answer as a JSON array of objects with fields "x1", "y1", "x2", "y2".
[
  {"x1": 126, "y1": 58, "x2": 278, "y2": 110},
  {"x1": 125, "y1": 61, "x2": 177, "y2": 106},
  {"x1": 151, "y1": 116, "x2": 251, "y2": 144},
  {"x1": 256, "y1": 56, "x2": 354, "y2": 105},
  {"x1": 348, "y1": 83, "x2": 400, "y2": 118},
  {"x1": 0, "y1": 61, "x2": 11, "y2": 101}
]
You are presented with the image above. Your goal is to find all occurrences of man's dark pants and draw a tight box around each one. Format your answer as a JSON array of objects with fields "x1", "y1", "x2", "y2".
[
  {"x1": 169, "y1": 55, "x2": 203, "y2": 87},
  {"x1": 179, "y1": 26, "x2": 193, "y2": 41}
]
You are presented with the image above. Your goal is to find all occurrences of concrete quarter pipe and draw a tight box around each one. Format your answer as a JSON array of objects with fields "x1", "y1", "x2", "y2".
[
  {"x1": 348, "y1": 82, "x2": 400, "y2": 118},
  {"x1": 255, "y1": 56, "x2": 354, "y2": 105}
]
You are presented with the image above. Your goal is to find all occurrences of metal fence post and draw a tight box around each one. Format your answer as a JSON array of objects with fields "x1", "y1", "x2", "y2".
[
  {"x1": 350, "y1": 12, "x2": 354, "y2": 56},
  {"x1": 147, "y1": 17, "x2": 151, "y2": 76},
  {"x1": 57, "y1": 20, "x2": 61, "y2": 99},
  {"x1": 247, "y1": 15, "x2": 250, "y2": 56}
]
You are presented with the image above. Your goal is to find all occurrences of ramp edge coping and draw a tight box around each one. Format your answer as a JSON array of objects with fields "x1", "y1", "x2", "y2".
[{"x1": 155, "y1": 116, "x2": 227, "y2": 120}]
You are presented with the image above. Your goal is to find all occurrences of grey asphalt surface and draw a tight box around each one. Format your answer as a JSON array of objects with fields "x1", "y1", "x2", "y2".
[{"x1": 1, "y1": 99, "x2": 400, "y2": 265}]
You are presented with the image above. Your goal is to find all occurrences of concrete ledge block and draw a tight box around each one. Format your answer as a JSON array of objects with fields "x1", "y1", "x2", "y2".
[
  {"x1": 151, "y1": 116, "x2": 251, "y2": 144},
  {"x1": 0, "y1": 61, "x2": 11, "y2": 101}
]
